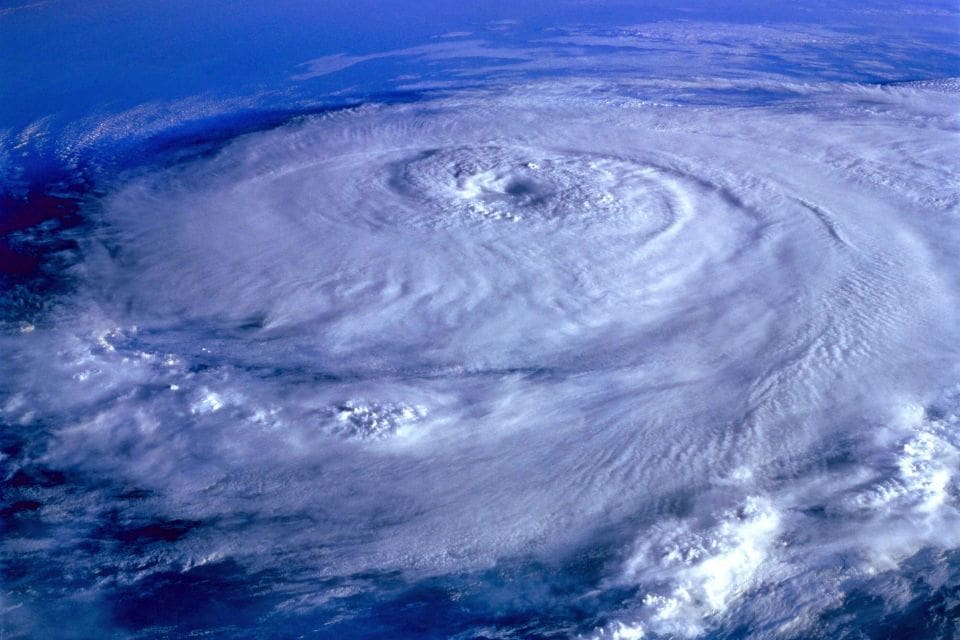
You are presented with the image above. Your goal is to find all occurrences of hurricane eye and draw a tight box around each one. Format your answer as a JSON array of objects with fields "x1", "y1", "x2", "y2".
[
  {"x1": 384, "y1": 145, "x2": 678, "y2": 229},
  {"x1": 503, "y1": 178, "x2": 538, "y2": 197}
]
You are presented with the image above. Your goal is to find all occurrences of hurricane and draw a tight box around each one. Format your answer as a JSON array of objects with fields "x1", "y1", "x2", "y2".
[{"x1": 2, "y1": 3, "x2": 959, "y2": 639}]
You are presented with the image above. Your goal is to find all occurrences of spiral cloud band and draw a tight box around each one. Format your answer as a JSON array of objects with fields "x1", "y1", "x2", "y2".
[{"x1": 2, "y1": 14, "x2": 960, "y2": 639}]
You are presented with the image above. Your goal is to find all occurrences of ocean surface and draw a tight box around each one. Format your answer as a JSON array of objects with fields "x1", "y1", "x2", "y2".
[{"x1": 2, "y1": 1, "x2": 960, "y2": 638}]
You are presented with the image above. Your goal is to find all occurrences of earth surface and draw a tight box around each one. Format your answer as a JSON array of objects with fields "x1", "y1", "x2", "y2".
[{"x1": 2, "y1": 2, "x2": 960, "y2": 639}]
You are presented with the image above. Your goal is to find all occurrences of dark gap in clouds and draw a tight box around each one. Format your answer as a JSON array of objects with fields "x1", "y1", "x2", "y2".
[
  {"x1": 110, "y1": 559, "x2": 280, "y2": 634},
  {"x1": 111, "y1": 518, "x2": 203, "y2": 546},
  {"x1": 301, "y1": 558, "x2": 630, "y2": 640},
  {"x1": 0, "y1": 187, "x2": 84, "y2": 314},
  {"x1": 5, "y1": 465, "x2": 68, "y2": 488},
  {"x1": 0, "y1": 499, "x2": 42, "y2": 517},
  {"x1": 814, "y1": 548, "x2": 960, "y2": 639}
]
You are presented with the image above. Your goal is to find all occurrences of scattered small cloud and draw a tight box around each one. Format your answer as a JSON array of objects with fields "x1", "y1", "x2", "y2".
[{"x1": 0, "y1": 0, "x2": 55, "y2": 18}]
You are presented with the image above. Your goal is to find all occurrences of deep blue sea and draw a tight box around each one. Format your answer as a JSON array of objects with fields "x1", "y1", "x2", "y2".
[{"x1": 2, "y1": 2, "x2": 960, "y2": 638}]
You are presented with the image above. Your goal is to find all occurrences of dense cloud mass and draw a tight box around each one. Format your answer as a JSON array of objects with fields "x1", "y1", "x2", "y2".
[{"x1": 2, "y1": 8, "x2": 960, "y2": 639}]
